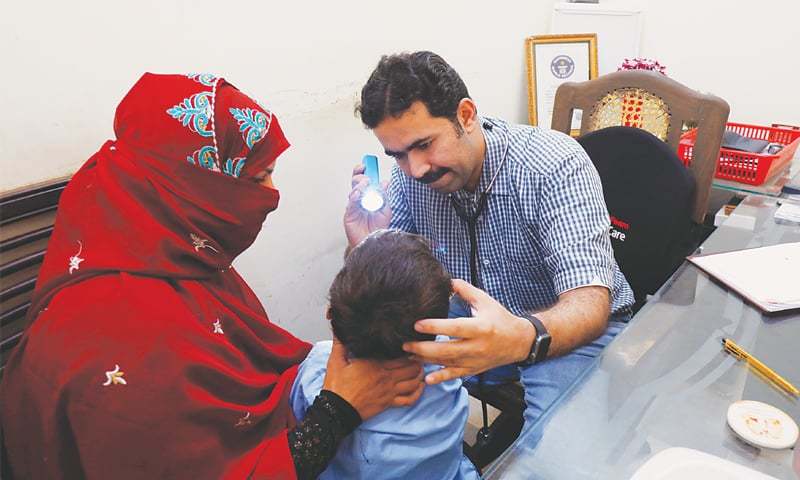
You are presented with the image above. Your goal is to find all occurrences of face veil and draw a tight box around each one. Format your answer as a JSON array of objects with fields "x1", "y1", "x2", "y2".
[{"x1": 0, "y1": 73, "x2": 311, "y2": 479}]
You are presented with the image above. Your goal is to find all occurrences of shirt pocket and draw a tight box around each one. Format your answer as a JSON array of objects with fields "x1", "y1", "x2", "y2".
[
  {"x1": 504, "y1": 246, "x2": 557, "y2": 310},
  {"x1": 503, "y1": 227, "x2": 544, "y2": 276}
]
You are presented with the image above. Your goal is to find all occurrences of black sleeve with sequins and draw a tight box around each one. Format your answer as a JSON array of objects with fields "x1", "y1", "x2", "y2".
[{"x1": 288, "y1": 389, "x2": 362, "y2": 480}]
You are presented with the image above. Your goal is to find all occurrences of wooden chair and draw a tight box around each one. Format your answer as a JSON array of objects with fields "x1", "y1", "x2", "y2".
[
  {"x1": 551, "y1": 69, "x2": 730, "y2": 223},
  {"x1": 0, "y1": 177, "x2": 69, "y2": 379}
]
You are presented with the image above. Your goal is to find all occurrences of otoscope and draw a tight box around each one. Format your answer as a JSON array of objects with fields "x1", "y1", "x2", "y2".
[{"x1": 359, "y1": 154, "x2": 385, "y2": 212}]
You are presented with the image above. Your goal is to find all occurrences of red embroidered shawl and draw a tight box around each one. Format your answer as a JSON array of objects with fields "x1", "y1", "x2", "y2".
[{"x1": 0, "y1": 73, "x2": 311, "y2": 479}]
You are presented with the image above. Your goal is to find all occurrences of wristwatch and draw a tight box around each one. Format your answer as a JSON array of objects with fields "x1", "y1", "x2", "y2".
[{"x1": 518, "y1": 313, "x2": 551, "y2": 366}]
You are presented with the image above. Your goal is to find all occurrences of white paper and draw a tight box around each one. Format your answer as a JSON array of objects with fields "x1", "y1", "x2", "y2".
[
  {"x1": 774, "y1": 202, "x2": 800, "y2": 223},
  {"x1": 689, "y1": 242, "x2": 800, "y2": 312},
  {"x1": 534, "y1": 42, "x2": 592, "y2": 130}
]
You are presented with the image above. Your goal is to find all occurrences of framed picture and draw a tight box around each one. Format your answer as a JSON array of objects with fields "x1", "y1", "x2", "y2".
[{"x1": 525, "y1": 34, "x2": 598, "y2": 135}]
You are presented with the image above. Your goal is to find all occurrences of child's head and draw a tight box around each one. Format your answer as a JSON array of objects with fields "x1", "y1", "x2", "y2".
[{"x1": 328, "y1": 229, "x2": 452, "y2": 360}]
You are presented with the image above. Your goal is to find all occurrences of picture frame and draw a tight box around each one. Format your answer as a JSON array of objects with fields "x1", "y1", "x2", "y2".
[{"x1": 525, "y1": 34, "x2": 598, "y2": 135}]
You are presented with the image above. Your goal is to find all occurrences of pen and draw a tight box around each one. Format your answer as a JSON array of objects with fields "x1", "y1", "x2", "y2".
[{"x1": 722, "y1": 338, "x2": 799, "y2": 396}]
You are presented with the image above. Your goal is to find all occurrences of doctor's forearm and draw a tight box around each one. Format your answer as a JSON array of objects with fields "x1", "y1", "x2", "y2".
[{"x1": 532, "y1": 286, "x2": 611, "y2": 358}]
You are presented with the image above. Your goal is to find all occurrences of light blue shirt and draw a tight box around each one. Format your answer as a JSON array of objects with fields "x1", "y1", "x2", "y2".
[{"x1": 290, "y1": 341, "x2": 480, "y2": 480}]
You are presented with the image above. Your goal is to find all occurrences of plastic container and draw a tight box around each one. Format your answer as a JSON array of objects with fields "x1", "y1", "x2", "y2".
[{"x1": 678, "y1": 123, "x2": 800, "y2": 186}]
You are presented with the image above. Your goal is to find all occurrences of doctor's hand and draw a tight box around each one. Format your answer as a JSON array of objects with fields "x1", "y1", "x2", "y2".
[
  {"x1": 344, "y1": 163, "x2": 392, "y2": 248},
  {"x1": 402, "y1": 279, "x2": 536, "y2": 385},
  {"x1": 324, "y1": 340, "x2": 424, "y2": 420}
]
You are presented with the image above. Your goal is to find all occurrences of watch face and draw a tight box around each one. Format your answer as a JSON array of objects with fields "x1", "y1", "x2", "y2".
[
  {"x1": 520, "y1": 314, "x2": 550, "y2": 364},
  {"x1": 534, "y1": 333, "x2": 551, "y2": 363},
  {"x1": 530, "y1": 343, "x2": 541, "y2": 361}
]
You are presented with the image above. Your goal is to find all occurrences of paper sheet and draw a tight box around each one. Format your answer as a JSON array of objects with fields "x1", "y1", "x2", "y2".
[
  {"x1": 688, "y1": 242, "x2": 800, "y2": 313},
  {"x1": 774, "y1": 202, "x2": 800, "y2": 223}
]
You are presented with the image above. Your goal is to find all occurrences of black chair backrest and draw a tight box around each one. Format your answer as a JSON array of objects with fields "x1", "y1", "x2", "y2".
[
  {"x1": 0, "y1": 177, "x2": 69, "y2": 380},
  {"x1": 578, "y1": 126, "x2": 695, "y2": 305}
]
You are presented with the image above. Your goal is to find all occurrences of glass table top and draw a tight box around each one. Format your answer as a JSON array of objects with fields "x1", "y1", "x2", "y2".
[{"x1": 485, "y1": 196, "x2": 800, "y2": 479}]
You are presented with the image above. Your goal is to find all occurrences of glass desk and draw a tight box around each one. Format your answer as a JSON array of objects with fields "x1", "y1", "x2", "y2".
[{"x1": 485, "y1": 196, "x2": 800, "y2": 479}]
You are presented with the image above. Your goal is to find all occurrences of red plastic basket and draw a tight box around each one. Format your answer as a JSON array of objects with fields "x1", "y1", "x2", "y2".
[{"x1": 678, "y1": 122, "x2": 800, "y2": 186}]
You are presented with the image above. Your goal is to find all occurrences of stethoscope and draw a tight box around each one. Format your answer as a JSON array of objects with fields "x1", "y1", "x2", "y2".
[
  {"x1": 448, "y1": 121, "x2": 511, "y2": 290},
  {"x1": 448, "y1": 121, "x2": 511, "y2": 444}
]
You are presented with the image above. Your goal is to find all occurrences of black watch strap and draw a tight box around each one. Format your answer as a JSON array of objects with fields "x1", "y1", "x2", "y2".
[{"x1": 518, "y1": 313, "x2": 551, "y2": 366}]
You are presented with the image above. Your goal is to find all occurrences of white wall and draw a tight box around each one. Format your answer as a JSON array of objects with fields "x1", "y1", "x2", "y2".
[
  {"x1": 1, "y1": 0, "x2": 798, "y2": 340},
  {"x1": 0, "y1": 0, "x2": 557, "y2": 340},
  {"x1": 636, "y1": 0, "x2": 800, "y2": 126}
]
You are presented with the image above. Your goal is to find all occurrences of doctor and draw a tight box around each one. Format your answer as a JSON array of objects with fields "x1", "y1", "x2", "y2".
[{"x1": 344, "y1": 51, "x2": 635, "y2": 428}]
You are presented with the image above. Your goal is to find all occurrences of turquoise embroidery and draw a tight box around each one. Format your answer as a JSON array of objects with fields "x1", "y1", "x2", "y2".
[
  {"x1": 223, "y1": 157, "x2": 246, "y2": 178},
  {"x1": 229, "y1": 108, "x2": 269, "y2": 149},
  {"x1": 186, "y1": 73, "x2": 217, "y2": 87},
  {"x1": 167, "y1": 93, "x2": 214, "y2": 138},
  {"x1": 187, "y1": 146, "x2": 219, "y2": 171}
]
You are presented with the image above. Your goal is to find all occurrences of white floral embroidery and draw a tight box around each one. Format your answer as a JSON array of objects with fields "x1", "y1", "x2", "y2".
[
  {"x1": 190, "y1": 233, "x2": 219, "y2": 253},
  {"x1": 68, "y1": 241, "x2": 85, "y2": 274},
  {"x1": 102, "y1": 364, "x2": 127, "y2": 386},
  {"x1": 235, "y1": 412, "x2": 252, "y2": 427},
  {"x1": 213, "y1": 319, "x2": 224, "y2": 335}
]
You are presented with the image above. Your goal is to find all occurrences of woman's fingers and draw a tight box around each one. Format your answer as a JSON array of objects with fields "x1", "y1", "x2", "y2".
[
  {"x1": 384, "y1": 360, "x2": 424, "y2": 387},
  {"x1": 327, "y1": 339, "x2": 348, "y2": 368},
  {"x1": 391, "y1": 378, "x2": 425, "y2": 407},
  {"x1": 392, "y1": 363, "x2": 425, "y2": 394}
]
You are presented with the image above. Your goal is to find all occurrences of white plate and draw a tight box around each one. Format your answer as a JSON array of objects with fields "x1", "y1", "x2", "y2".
[
  {"x1": 630, "y1": 447, "x2": 778, "y2": 480},
  {"x1": 727, "y1": 400, "x2": 799, "y2": 450}
]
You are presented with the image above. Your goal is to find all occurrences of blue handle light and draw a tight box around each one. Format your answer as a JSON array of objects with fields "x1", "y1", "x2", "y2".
[
  {"x1": 363, "y1": 154, "x2": 380, "y2": 185},
  {"x1": 360, "y1": 154, "x2": 385, "y2": 212}
]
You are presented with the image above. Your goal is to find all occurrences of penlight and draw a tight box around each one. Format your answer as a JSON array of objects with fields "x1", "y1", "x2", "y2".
[{"x1": 359, "y1": 154, "x2": 385, "y2": 212}]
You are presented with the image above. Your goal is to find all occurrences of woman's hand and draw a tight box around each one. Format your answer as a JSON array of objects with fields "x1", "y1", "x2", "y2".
[
  {"x1": 344, "y1": 164, "x2": 392, "y2": 248},
  {"x1": 323, "y1": 340, "x2": 424, "y2": 420}
]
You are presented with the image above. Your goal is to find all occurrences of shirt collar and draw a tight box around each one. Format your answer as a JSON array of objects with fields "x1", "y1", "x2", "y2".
[{"x1": 474, "y1": 117, "x2": 512, "y2": 196}]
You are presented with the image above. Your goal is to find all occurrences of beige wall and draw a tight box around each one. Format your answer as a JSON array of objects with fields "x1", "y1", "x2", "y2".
[
  {"x1": 637, "y1": 0, "x2": 799, "y2": 126},
  {"x1": 0, "y1": 0, "x2": 557, "y2": 339},
  {"x1": 1, "y1": 0, "x2": 797, "y2": 339}
]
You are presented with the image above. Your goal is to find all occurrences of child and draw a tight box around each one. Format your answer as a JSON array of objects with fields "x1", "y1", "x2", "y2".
[{"x1": 290, "y1": 229, "x2": 480, "y2": 479}]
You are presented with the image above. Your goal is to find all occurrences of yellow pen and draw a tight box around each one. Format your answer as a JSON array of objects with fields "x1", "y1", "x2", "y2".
[{"x1": 722, "y1": 338, "x2": 799, "y2": 396}]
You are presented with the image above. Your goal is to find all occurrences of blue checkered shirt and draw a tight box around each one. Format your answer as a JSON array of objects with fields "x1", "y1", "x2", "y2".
[{"x1": 387, "y1": 117, "x2": 634, "y2": 316}]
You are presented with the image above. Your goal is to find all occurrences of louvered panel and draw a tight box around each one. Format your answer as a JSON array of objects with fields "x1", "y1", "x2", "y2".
[{"x1": 0, "y1": 177, "x2": 69, "y2": 375}]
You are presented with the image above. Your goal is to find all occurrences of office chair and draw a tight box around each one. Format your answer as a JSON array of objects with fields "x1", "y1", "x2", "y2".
[
  {"x1": 578, "y1": 126, "x2": 696, "y2": 307},
  {"x1": 551, "y1": 69, "x2": 729, "y2": 224}
]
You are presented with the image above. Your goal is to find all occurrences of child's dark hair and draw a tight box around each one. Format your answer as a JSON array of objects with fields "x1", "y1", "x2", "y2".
[{"x1": 328, "y1": 230, "x2": 452, "y2": 360}]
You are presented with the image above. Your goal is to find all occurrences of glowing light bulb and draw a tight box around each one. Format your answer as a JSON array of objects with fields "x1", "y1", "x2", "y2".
[{"x1": 360, "y1": 188, "x2": 384, "y2": 212}]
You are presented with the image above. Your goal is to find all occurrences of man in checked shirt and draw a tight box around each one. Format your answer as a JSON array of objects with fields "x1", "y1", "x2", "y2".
[{"x1": 344, "y1": 51, "x2": 635, "y2": 433}]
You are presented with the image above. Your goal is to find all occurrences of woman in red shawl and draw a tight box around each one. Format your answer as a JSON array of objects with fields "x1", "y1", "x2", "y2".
[{"x1": 0, "y1": 73, "x2": 423, "y2": 479}]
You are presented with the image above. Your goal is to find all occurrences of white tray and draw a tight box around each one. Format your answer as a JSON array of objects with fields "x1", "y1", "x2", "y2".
[{"x1": 630, "y1": 447, "x2": 778, "y2": 480}]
